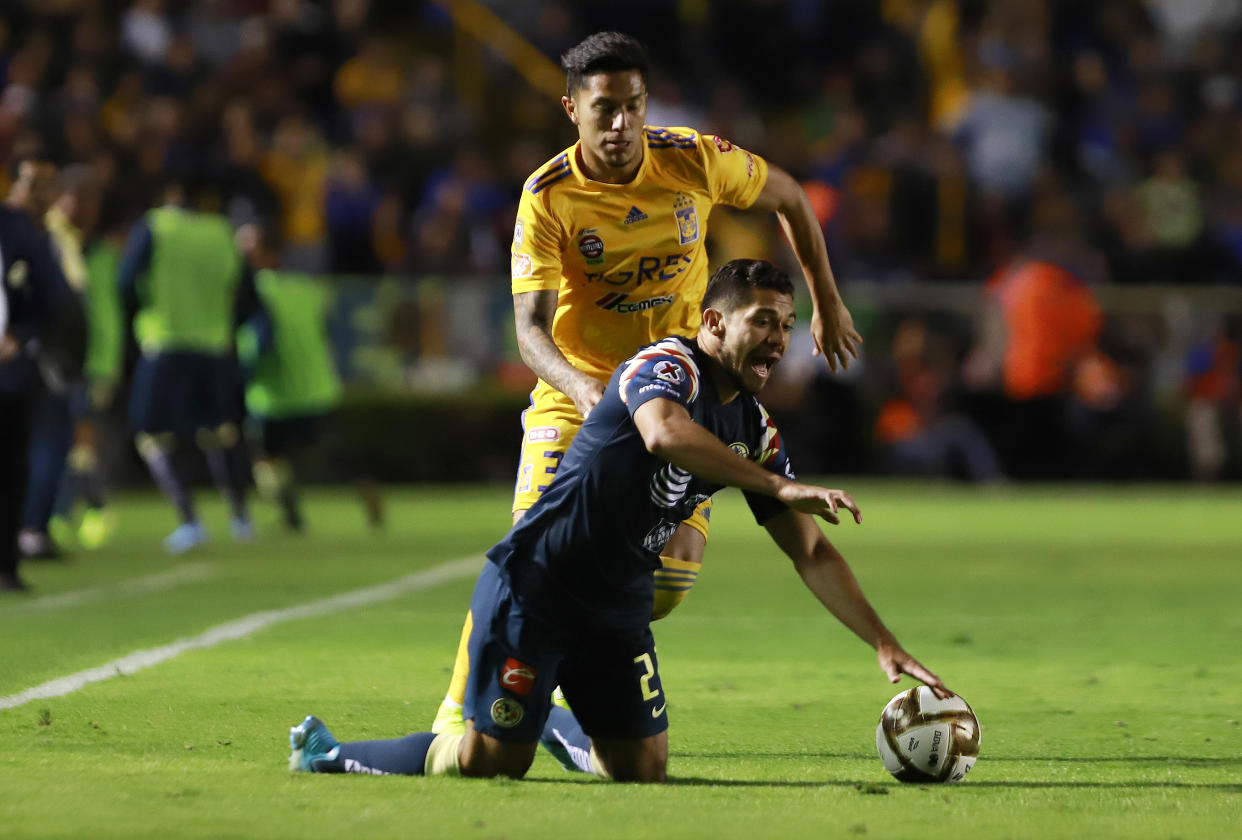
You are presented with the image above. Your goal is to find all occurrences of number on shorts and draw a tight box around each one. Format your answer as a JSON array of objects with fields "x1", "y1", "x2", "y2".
[{"x1": 633, "y1": 652, "x2": 660, "y2": 701}]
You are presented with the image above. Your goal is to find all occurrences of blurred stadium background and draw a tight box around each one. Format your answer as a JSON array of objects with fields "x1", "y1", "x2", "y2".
[{"x1": 5, "y1": 0, "x2": 1242, "y2": 487}]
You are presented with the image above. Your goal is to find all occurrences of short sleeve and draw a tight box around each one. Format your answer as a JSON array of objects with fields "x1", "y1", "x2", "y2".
[
  {"x1": 743, "y1": 403, "x2": 796, "y2": 524},
  {"x1": 510, "y1": 187, "x2": 564, "y2": 294},
  {"x1": 617, "y1": 339, "x2": 701, "y2": 414},
  {"x1": 701, "y1": 134, "x2": 769, "y2": 209}
]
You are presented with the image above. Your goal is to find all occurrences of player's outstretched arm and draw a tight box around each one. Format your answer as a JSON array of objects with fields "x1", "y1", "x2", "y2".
[
  {"x1": 750, "y1": 165, "x2": 861, "y2": 372},
  {"x1": 513, "y1": 289, "x2": 605, "y2": 417},
  {"x1": 763, "y1": 509, "x2": 952, "y2": 699}
]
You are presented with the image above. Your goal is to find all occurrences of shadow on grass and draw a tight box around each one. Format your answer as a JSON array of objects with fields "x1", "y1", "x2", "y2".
[
  {"x1": 679, "y1": 751, "x2": 1241, "y2": 768},
  {"x1": 526, "y1": 776, "x2": 1242, "y2": 792}
]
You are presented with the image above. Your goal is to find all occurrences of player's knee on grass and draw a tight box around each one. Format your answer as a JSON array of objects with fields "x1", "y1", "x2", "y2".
[
  {"x1": 591, "y1": 732, "x2": 668, "y2": 783},
  {"x1": 457, "y1": 725, "x2": 538, "y2": 780}
]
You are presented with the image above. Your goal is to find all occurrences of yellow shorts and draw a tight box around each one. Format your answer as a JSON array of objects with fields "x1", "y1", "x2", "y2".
[{"x1": 513, "y1": 380, "x2": 711, "y2": 540}]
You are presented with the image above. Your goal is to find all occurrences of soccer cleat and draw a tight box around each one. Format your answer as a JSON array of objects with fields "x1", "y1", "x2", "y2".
[
  {"x1": 163, "y1": 521, "x2": 208, "y2": 555},
  {"x1": 289, "y1": 715, "x2": 343, "y2": 773},
  {"x1": 229, "y1": 517, "x2": 255, "y2": 543},
  {"x1": 78, "y1": 508, "x2": 118, "y2": 550},
  {"x1": 48, "y1": 515, "x2": 76, "y2": 550},
  {"x1": 18, "y1": 530, "x2": 60, "y2": 560}
]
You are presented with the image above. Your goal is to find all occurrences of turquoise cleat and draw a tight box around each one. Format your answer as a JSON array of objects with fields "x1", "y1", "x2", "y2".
[
  {"x1": 163, "y1": 522, "x2": 208, "y2": 555},
  {"x1": 289, "y1": 715, "x2": 343, "y2": 773}
]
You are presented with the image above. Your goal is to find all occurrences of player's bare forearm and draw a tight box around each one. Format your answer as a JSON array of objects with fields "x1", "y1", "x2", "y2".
[
  {"x1": 766, "y1": 510, "x2": 951, "y2": 696},
  {"x1": 767, "y1": 511, "x2": 896, "y2": 648},
  {"x1": 513, "y1": 290, "x2": 604, "y2": 415},
  {"x1": 752, "y1": 165, "x2": 861, "y2": 370}
]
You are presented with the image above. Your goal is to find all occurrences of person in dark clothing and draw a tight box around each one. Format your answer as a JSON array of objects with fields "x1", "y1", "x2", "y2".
[{"x1": 1, "y1": 181, "x2": 77, "y2": 591}]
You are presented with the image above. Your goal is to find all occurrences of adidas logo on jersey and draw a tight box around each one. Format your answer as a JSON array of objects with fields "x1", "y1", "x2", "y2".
[{"x1": 623, "y1": 206, "x2": 649, "y2": 225}]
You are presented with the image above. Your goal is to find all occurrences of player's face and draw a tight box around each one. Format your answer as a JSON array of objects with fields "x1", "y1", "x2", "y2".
[
  {"x1": 717, "y1": 289, "x2": 796, "y2": 395},
  {"x1": 564, "y1": 70, "x2": 647, "y2": 181}
]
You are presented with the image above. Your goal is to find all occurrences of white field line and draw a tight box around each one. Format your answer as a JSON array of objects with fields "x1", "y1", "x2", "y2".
[
  {"x1": 0, "y1": 563, "x2": 217, "y2": 616},
  {"x1": 0, "y1": 554, "x2": 484, "y2": 712}
]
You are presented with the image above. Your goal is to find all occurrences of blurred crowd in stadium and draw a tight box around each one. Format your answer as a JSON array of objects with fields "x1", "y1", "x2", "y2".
[
  {"x1": 3, "y1": 0, "x2": 1241, "y2": 281},
  {"x1": 1, "y1": 0, "x2": 1241, "y2": 578}
]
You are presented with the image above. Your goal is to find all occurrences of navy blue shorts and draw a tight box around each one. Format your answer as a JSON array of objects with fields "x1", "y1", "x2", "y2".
[
  {"x1": 463, "y1": 561, "x2": 669, "y2": 743},
  {"x1": 129, "y1": 352, "x2": 240, "y2": 434},
  {"x1": 252, "y1": 413, "x2": 324, "y2": 457}
]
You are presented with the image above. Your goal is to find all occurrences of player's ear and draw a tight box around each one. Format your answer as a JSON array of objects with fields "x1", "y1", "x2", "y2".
[
  {"x1": 703, "y1": 307, "x2": 726, "y2": 337},
  {"x1": 562, "y1": 95, "x2": 578, "y2": 125}
]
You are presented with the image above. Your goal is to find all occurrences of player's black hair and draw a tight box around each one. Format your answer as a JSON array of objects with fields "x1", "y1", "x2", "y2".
[
  {"x1": 560, "y1": 32, "x2": 649, "y2": 96},
  {"x1": 701, "y1": 259, "x2": 794, "y2": 313}
]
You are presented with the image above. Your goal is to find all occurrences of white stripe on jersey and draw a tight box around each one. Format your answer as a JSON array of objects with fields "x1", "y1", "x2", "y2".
[
  {"x1": 650, "y1": 463, "x2": 692, "y2": 508},
  {"x1": 618, "y1": 338, "x2": 701, "y2": 405}
]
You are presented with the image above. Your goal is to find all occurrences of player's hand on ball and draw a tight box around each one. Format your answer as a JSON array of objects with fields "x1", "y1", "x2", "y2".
[
  {"x1": 877, "y1": 642, "x2": 952, "y2": 700},
  {"x1": 777, "y1": 484, "x2": 861, "y2": 525},
  {"x1": 811, "y1": 299, "x2": 862, "y2": 373}
]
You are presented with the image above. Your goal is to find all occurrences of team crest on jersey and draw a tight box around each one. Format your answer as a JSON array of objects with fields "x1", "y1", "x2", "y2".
[
  {"x1": 654, "y1": 360, "x2": 683, "y2": 384},
  {"x1": 512, "y1": 218, "x2": 524, "y2": 247},
  {"x1": 578, "y1": 229, "x2": 605, "y2": 265},
  {"x1": 711, "y1": 135, "x2": 734, "y2": 153},
  {"x1": 673, "y1": 194, "x2": 699, "y2": 245},
  {"x1": 490, "y1": 697, "x2": 524, "y2": 728},
  {"x1": 728, "y1": 442, "x2": 750, "y2": 458}
]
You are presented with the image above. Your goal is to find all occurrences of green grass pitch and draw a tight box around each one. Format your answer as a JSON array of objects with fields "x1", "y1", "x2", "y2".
[{"x1": 1, "y1": 482, "x2": 1239, "y2": 838}]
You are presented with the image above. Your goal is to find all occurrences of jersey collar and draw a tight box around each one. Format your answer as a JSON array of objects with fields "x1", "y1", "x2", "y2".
[{"x1": 569, "y1": 129, "x2": 652, "y2": 188}]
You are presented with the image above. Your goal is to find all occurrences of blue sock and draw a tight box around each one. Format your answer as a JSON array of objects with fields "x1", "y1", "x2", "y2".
[
  {"x1": 337, "y1": 732, "x2": 438, "y2": 775},
  {"x1": 540, "y1": 706, "x2": 593, "y2": 773}
]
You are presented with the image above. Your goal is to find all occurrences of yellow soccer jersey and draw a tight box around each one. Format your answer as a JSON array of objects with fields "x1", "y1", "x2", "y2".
[{"x1": 511, "y1": 125, "x2": 769, "y2": 381}]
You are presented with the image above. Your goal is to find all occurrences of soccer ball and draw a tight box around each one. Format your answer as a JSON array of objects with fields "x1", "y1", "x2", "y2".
[{"x1": 876, "y1": 686, "x2": 980, "y2": 783}]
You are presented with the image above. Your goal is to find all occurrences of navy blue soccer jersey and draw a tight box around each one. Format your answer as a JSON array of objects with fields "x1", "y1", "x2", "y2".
[{"x1": 486, "y1": 335, "x2": 794, "y2": 630}]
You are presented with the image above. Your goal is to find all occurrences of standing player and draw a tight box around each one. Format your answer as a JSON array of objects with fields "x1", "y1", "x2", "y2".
[
  {"x1": 0, "y1": 168, "x2": 75, "y2": 591},
  {"x1": 8, "y1": 161, "x2": 87, "y2": 561},
  {"x1": 52, "y1": 187, "x2": 127, "y2": 550},
  {"x1": 119, "y1": 180, "x2": 257, "y2": 554},
  {"x1": 235, "y1": 224, "x2": 357, "y2": 532},
  {"x1": 289, "y1": 260, "x2": 945, "y2": 781},
  {"x1": 432, "y1": 31, "x2": 862, "y2": 734}
]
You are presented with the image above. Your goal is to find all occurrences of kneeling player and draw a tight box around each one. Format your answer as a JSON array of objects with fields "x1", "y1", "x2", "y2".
[{"x1": 288, "y1": 260, "x2": 946, "y2": 781}]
